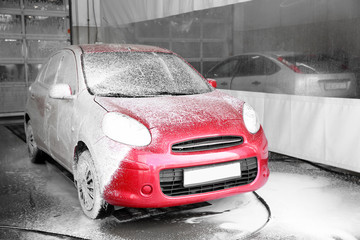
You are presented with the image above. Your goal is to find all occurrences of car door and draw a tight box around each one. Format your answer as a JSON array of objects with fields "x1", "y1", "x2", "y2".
[
  {"x1": 46, "y1": 50, "x2": 78, "y2": 169},
  {"x1": 27, "y1": 62, "x2": 49, "y2": 149},
  {"x1": 230, "y1": 55, "x2": 268, "y2": 93},
  {"x1": 206, "y1": 57, "x2": 240, "y2": 89},
  {"x1": 43, "y1": 53, "x2": 63, "y2": 154}
]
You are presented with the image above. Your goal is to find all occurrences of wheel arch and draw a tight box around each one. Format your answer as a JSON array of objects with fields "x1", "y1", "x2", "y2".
[{"x1": 73, "y1": 140, "x2": 89, "y2": 166}]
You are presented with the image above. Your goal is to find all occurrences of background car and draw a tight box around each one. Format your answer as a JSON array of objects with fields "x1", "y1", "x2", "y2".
[
  {"x1": 205, "y1": 52, "x2": 357, "y2": 98},
  {"x1": 25, "y1": 44, "x2": 269, "y2": 219}
]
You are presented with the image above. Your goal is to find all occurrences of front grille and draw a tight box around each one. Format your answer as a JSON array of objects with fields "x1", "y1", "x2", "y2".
[
  {"x1": 159, "y1": 157, "x2": 257, "y2": 197},
  {"x1": 171, "y1": 136, "x2": 243, "y2": 153}
]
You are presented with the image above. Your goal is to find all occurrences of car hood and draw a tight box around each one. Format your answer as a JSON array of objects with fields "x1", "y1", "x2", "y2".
[{"x1": 94, "y1": 90, "x2": 243, "y2": 130}]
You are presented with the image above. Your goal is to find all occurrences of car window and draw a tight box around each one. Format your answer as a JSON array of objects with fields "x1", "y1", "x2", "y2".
[
  {"x1": 237, "y1": 55, "x2": 269, "y2": 76},
  {"x1": 56, "y1": 50, "x2": 77, "y2": 94},
  {"x1": 264, "y1": 57, "x2": 280, "y2": 75},
  {"x1": 42, "y1": 53, "x2": 62, "y2": 86},
  {"x1": 35, "y1": 63, "x2": 48, "y2": 83},
  {"x1": 207, "y1": 58, "x2": 239, "y2": 78}
]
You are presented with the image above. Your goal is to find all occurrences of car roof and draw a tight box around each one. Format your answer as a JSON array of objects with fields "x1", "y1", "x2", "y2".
[
  {"x1": 233, "y1": 51, "x2": 319, "y2": 58},
  {"x1": 76, "y1": 44, "x2": 173, "y2": 54},
  {"x1": 217, "y1": 52, "x2": 284, "y2": 60}
]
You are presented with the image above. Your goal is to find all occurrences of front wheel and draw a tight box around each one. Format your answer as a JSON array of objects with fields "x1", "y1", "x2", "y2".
[
  {"x1": 25, "y1": 120, "x2": 44, "y2": 163},
  {"x1": 75, "y1": 150, "x2": 113, "y2": 219}
]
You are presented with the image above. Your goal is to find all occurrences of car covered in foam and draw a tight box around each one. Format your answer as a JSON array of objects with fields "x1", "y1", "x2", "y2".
[{"x1": 25, "y1": 44, "x2": 269, "y2": 219}]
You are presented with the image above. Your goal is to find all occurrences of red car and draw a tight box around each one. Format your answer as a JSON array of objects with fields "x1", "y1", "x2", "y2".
[{"x1": 25, "y1": 44, "x2": 269, "y2": 219}]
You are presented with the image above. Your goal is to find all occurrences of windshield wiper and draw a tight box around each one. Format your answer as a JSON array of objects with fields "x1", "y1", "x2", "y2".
[
  {"x1": 152, "y1": 91, "x2": 194, "y2": 96},
  {"x1": 101, "y1": 92, "x2": 197, "y2": 98},
  {"x1": 103, "y1": 93, "x2": 167, "y2": 98},
  {"x1": 102, "y1": 93, "x2": 135, "y2": 98}
]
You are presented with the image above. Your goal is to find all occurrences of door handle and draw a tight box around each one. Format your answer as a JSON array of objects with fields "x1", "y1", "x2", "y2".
[
  {"x1": 220, "y1": 82, "x2": 228, "y2": 86},
  {"x1": 252, "y1": 81, "x2": 261, "y2": 86}
]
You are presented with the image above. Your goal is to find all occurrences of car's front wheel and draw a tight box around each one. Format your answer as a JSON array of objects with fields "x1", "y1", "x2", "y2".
[
  {"x1": 75, "y1": 150, "x2": 113, "y2": 219},
  {"x1": 25, "y1": 120, "x2": 44, "y2": 163}
]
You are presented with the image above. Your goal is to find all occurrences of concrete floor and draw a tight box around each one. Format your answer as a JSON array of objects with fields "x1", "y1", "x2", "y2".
[{"x1": 1, "y1": 125, "x2": 360, "y2": 240}]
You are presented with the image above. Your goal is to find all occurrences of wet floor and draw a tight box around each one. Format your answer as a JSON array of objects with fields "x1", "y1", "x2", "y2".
[{"x1": 1, "y1": 125, "x2": 360, "y2": 240}]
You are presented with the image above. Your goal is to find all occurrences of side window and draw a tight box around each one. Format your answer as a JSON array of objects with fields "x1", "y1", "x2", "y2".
[
  {"x1": 43, "y1": 53, "x2": 62, "y2": 86},
  {"x1": 237, "y1": 55, "x2": 267, "y2": 77},
  {"x1": 35, "y1": 63, "x2": 48, "y2": 83},
  {"x1": 208, "y1": 58, "x2": 239, "y2": 78},
  {"x1": 56, "y1": 51, "x2": 77, "y2": 94},
  {"x1": 264, "y1": 58, "x2": 280, "y2": 75}
]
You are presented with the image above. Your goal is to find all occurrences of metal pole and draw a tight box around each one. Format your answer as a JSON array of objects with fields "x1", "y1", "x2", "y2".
[{"x1": 87, "y1": 0, "x2": 90, "y2": 44}]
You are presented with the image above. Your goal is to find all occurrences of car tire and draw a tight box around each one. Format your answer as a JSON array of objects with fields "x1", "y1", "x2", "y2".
[
  {"x1": 76, "y1": 150, "x2": 113, "y2": 219},
  {"x1": 25, "y1": 120, "x2": 44, "y2": 163}
]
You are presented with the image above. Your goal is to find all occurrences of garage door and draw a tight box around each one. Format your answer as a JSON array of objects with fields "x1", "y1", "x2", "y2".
[{"x1": 0, "y1": 0, "x2": 70, "y2": 116}]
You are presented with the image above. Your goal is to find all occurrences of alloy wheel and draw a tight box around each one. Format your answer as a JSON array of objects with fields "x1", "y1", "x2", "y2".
[{"x1": 79, "y1": 163, "x2": 95, "y2": 211}]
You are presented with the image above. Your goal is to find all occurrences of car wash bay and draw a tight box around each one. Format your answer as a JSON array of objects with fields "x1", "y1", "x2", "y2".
[
  {"x1": 1, "y1": 125, "x2": 360, "y2": 240},
  {"x1": 2, "y1": 0, "x2": 360, "y2": 239}
]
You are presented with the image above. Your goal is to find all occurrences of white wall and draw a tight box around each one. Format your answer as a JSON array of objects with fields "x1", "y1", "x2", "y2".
[{"x1": 223, "y1": 90, "x2": 360, "y2": 173}]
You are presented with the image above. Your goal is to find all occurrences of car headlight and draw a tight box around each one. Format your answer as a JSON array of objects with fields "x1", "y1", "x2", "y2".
[
  {"x1": 242, "y1": 102, "x2": 261, "y2": 134},
  {"x1": 102, "y1": 112, "x2": 151, "y2": 146}
]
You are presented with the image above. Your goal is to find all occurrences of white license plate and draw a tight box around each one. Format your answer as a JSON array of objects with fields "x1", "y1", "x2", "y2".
[
  {"x1": 183, "y1": 162, "x2": 241, "y2": 188},
  {"x1": 324, "y1": 82, "x2": 347, "y2": 90}
]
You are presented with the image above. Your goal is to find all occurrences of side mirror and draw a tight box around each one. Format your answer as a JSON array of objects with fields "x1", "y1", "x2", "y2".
[
  {"x1": 207, "y1": 78, "x2": 217, "y2": 88},
  {"x1": 49, "y1": 84, "x2": 74, "y2": 100}
]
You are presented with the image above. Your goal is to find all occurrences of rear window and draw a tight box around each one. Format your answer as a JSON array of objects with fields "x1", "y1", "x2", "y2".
[{"x1": 281, "y1": 55, "x2": 349, "y2": 74}]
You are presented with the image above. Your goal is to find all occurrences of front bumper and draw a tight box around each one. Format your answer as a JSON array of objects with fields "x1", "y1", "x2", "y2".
[{"x1": 102, "y1": 135, "x2": 269, "y2": 208}]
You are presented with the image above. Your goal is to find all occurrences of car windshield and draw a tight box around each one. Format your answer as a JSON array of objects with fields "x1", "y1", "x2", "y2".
[
  {"x1": 82, "y1": 51, "x2": 211, "y2": 97},
  {"x1": 282, "y1": 54, "x2": 349, "y2": 74}
]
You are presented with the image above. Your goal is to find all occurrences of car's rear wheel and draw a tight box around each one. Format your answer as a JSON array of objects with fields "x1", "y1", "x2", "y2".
[
  {"x1": 25, "y1": 120, "x2": 44, "y2": 163},
  {"x1": 76, "y1": 150, "x2": 113, "y2": 219}
]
